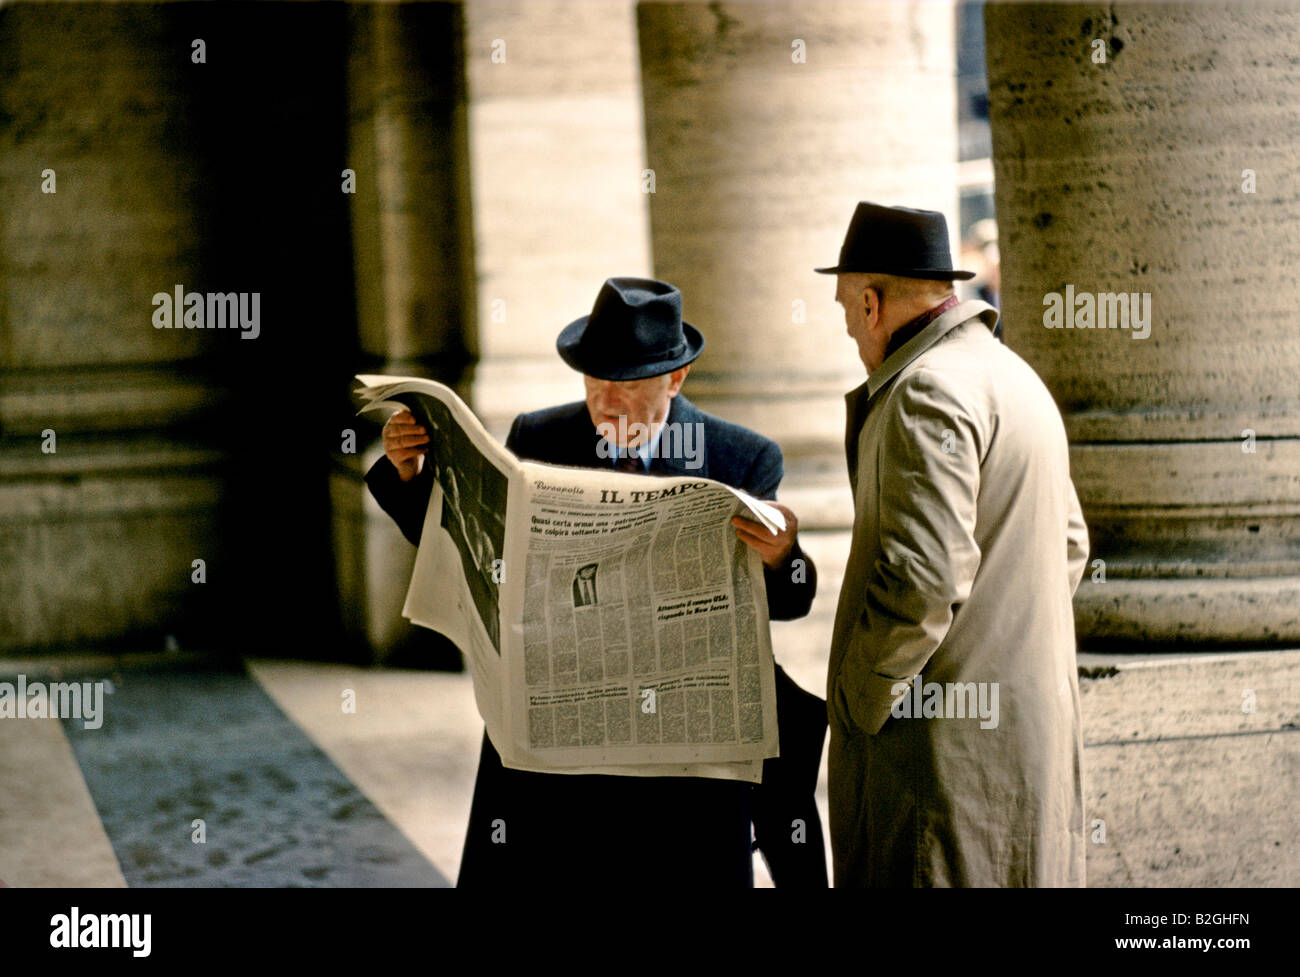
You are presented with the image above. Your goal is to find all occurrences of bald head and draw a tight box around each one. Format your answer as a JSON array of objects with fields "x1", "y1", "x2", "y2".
[
  {"x1": 834, "y1": 273, "x2": 956, "y2": 372},
  {"x1": 839, "y1": 273, "x2": 955, "y2": 317}
]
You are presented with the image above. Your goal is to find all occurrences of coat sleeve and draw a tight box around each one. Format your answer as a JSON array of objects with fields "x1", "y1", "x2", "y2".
[
  {"x1": 742, "y1": 439, "x2": 818, "y2": 621},
  {"x1": 835, "y1": 370, "x2": 983, "y2": 735},
  {"x1": 503, "y1": 413, "x2": 527, "y2": 457},
  {"x1": 364, "y1": 452, "x2": 435, "y2": 547},
  {"x1": 1065, "y1": 479, "x2": 1089, "y2": 595},
  {"x1": 740, "y1": 438, "x2": 828, "y2": 888}
]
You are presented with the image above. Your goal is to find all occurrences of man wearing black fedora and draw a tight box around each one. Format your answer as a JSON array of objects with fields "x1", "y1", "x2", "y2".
[
  {"x1": 819, "y1": 202, "x2": 1089, "y2": 887},
  {"x1": 367, "y1": 276, "x2": 829, "y2": 888}
]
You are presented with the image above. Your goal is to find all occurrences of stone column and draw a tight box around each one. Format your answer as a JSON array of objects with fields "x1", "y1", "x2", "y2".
[
  {"x1": 464, "y1": 0, "x2": 654, "y2": 439},
  {"x1": 2, "y1": 2, "x2": 368, "y2": 655},
  {"x1": 346, "y1": 0, "x2": 478, "y2": 386},
  {"x1": 636, "y1": 0, "x2": 960, "y2": 526},
  {"x1": 335, "y1": 1, "x2": 478, "y2": 664},
  {"x1": 986, "y1": 2, "x2": 1300, "y2": 645},
  {"x1": 0, "y1": 3, "x2": 228, "y2": 652}
]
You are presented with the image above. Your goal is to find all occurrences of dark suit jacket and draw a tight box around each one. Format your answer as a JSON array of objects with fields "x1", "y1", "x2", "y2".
[{"x1": 365, "y1": 393, "x2": 828, "y2": 888}]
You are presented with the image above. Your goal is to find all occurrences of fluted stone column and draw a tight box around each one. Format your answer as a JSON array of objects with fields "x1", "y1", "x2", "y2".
[
  {"x1": 986, "y1": 2, "x2": 1300, "y2": 645},
  {"x1": 465, "y1": 0, "x2": 654, "y2": 438},
  {"x1": 637, "y1": 0, "x2": 959, "y2": 525}
]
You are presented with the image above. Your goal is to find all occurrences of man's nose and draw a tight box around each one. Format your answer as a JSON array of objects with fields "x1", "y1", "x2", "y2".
[{"x1": 595, "y1": 383, "x2": 626, "y2": 411}]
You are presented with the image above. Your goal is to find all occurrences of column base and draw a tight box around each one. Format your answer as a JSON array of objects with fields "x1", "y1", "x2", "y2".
[{"x1": 1074, "y1": 576, "x2": 1300, "y2": 649}]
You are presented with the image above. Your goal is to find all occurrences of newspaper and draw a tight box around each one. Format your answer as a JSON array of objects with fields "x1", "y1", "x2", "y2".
[{"x1": 354, "y1": 375, "x2": 782, "y2": 783}]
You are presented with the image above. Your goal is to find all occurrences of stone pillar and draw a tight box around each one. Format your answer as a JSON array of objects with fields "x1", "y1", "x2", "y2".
[
  {"x1": 465, "y1": 0, "x2": 654, "y2": 439},
  {"x1": 1, "y1": 2, "x2": 365, "y2": 656},
  {"x1": 636, "y1": 0, "x2": 959, "y2": 525},
  {"x1": 346, "y1": 0, "x2": 478, "y2": 386},
  {"x1": 0, "y1": 3, "x2": 229, "y2": 652},
  {"x1": 335, "y1": 1, "x2": 478, "y2": 664},
  {"x1": 986, "y1": 2, "x2": 1300, "y2": 646}
]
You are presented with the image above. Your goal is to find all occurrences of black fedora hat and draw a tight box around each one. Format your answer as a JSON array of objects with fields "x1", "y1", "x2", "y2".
[
  {"x1": 815, "y1": 202, "x2": 975, "y2": 280},
  {"x1": 557, "y1": 277, "x2": 705, "y2": 381}
]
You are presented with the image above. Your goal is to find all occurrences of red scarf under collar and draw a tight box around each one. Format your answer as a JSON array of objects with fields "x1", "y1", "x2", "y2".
[{"x1": 882, "y1": 294, "x2": 961, "y2": 361}]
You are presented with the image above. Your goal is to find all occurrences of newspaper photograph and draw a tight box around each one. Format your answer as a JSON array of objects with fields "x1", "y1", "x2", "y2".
[
  {"x1": 354, "y1": 375, "x2": 782, "y2": 782},
  {"x1": 395, "y1": 388, "x2": 508, "y2": 653}
]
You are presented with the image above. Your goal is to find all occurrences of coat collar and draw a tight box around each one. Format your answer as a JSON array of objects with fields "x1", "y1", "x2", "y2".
[
  {"x1": 866, "y1": 299, "x2": 998, "y2": 400},
  {"x1": 650, "y1": 394, "x2": 704, "y2": 478},
  {"x1": 843, "y1": 299, "x2": 998, "y2": 483}
]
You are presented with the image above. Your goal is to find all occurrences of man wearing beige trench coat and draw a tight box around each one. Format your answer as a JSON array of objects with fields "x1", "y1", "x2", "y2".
[{"x1": 817, "y1": 203, "x2": 1090, "y2": 887}]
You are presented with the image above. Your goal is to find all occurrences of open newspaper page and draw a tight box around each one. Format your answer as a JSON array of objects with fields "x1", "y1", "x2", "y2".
[
  {"x1": 354, "y1": 375, "x2": 780, "y2": 783},
  {"x1": 354, "y1": 375, "x2": 515, "y2": 754},
  {"x1": 505, "y1": 465, "x2": 780, "y2": 776}
]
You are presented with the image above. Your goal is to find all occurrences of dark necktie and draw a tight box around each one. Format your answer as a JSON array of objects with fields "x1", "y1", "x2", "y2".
[{"x1": 615, "y1": 452, "x2": 645, "y2": 474}]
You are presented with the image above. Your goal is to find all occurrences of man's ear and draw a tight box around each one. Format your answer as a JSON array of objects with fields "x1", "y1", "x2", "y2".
[
  {"x1": 863, "y1": 286, "x2": 882, "y2": 330},
  {"x1": 666, "y1": 365, "x2": 689, "y2": 397}
]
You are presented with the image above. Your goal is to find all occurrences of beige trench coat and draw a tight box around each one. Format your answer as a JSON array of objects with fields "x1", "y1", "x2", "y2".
[{"x1": 828, "y1": 300, "x2": 1089, "y2": 887}]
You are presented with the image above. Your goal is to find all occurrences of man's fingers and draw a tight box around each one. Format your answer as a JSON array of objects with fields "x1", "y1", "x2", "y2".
[
  {"x1": 390, "y1": 446, "x2": 427, "y2": 463},
  {"x1": 385, "y1": 413, "x2": 424, "y2": 434},
  {"x1": 733, "y1": 522, "x2": 769, "y2": 545},
  {"x1": 731, "y1": 515, "x2": 778, "y2": 538},
  {"x1": 733, "y1": 528, "x2": 779, "y2": 555},
  {"x1": 386, "y1": 431, "x2": 429, "y2": 448}
]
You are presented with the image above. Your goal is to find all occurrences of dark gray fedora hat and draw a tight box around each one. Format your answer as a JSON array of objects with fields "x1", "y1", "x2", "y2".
[
  {"x1": 557, "y1": 277, "x2": 705, "y2": 381},
  {"x1": 815, "y1": 201, "x2": 975, "y2": 280}
]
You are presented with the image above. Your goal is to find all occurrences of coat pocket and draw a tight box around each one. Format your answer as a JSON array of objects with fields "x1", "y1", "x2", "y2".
[{"x1": 835, "y1": 644, "x2": 912, "y2": 736}]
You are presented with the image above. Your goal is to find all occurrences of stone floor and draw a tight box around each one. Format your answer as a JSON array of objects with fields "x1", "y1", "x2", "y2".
[{"x1": 1, "y1": 530, "x2": 1296, "y2": 887}]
